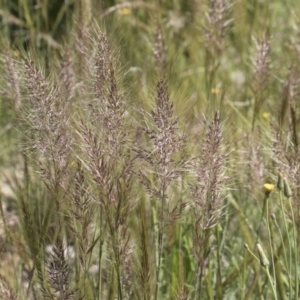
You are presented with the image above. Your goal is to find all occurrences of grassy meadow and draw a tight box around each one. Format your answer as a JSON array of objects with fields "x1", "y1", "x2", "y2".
[{"x1": 0, "y1": 0, "x2": 300, "y2": 299}]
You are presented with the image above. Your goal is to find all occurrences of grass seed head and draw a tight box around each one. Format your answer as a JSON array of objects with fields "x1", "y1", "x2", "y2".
[{"x1": 257, "y1": 243, "x2": 269, "y2": 267}]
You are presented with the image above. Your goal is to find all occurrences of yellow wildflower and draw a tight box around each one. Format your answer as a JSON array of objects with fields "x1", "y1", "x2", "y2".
[
  {"x1": 121, "y1": 8, "x2": 131, "y2": 15},
  {"x1": 264, "y1": 183, "x2": 275, "y2": 196},
  {"x1": 264, "y1": 183, "x2": 275, "y2": 191},
  {"x1": 262, "y1": 112, "x2": 270, "y2": 119},
  {"x1": 211, "y1": 88, "x2": 220, "y2": 94}
]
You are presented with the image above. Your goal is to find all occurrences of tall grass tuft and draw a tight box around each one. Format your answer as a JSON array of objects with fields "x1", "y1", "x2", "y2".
[
  {"x1": 137, "y1": 77, "x2": 187, "y2": 299},
  {"x1": 191, "y1": 111, "x2": 228, "y2": 299},
  {"x1": 0, "y1": 274, "x2": 17, "y2": 300},
  {"x1": 251, "y1": 34, "x2": 271, "y2": 130}
]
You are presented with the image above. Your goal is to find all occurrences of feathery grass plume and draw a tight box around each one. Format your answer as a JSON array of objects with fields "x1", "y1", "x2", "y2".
[
  {"x1": 203, "y1": 0, "x2": 232, "y2": 93},
  {"x1": 60, "y1": 46, "x2": 75, "y2": 103},
  {"x1": 65, "y1": 160, "x2": 94, "y2": 293},
  {"x1": 77, "y1": 29, "x2": 136, "y2": 299},
  {"x1": 192, "y1": 111, "x2": 227, "y2": 229},
  {"x1": 137, "y1": 78, "x2": 186, "y2": 299},
  {"x1": 16, "y1": 181, "x2": 53, "y2": 298},
  {"x1": 271, "y1": 122, "x2": 300, "y2": 227},
  {"x1": 205, "y1": 0, "x2": 232, "y2": 53},
  {"x1": 22, "y1": 59, "x2": 75, "y2": 297},
  {"x1": 46, "y1": 240, "x2": 76, "y2": 300},
  {"x1": 153, "y1": 25, "x2": 167, "y2": 74},
  {"x1": 278, "y1": 66, "x2": 299, "y2": 148},
  {"x1": 24, "y1": 60, "x2": 72, "y2": 184},
  {"x1": 74, "y1": 21, "x2": 93, "y2": 83},
  {"x1": 272, "y1": 134, "x2": 300, "y2": 244},
  {"x1": 94, "y1": 32, "x2": 110, "y2": 102},
  {"x1": 244, "y1": 136, "x2": 265, "y2": 192},
  {"x1": 0, "y1": 274, "x2": 17, "y2": 300},
  {"x1": 279, "y1": 67, "x2": 294, "y2": 130},
  {"x1": 251, "y1": 34, "x2": 271, "y2": 130},
  {"x1": 272, "y1": 67, "x2": 300, "y2": 183},
  {"x1": 91, "y1": 31, "x2": 129, "y2": 155},
  {"x1": 191, "y1": 111, "x2": 228, "y2": 298},
  {"x1": 1, "y1": 49, "x2": 21, "y2": 113}
]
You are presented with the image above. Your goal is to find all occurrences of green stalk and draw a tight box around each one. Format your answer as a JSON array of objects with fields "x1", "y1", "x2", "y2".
[
  {"x1": 97, "y1": 237, "x2": 104, "y2": 299},
  {"x1": 265, "y1": 267, "x2": 278, "y2": 300},
  {"x1": 256, "y1": 193, "x2": 268, "y2": 241},
  {"x1": 271, "y1": 214, "x2": 288, "y2": 279},
  {"x1": 215, "y1": 226, "x2": 223, "y2": 299},
  {"x1": 195, "y1": 228, "x2": 211, "y2": 300},
  {"x1": 154, "y1": 182, "x2": 167, "y2": 300},
  {"x1": 287, "y1": 198, "x2": 298, "y2": 298},
  {"x1": 255, "y1": 243, "x2": 277, "y2": 300},
  {"x1": 266, "y1": 197, "x2": 276, "y2": 294},
  {"x1": 279, "y1": 191, "x2": 292, "y2": 299}
]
